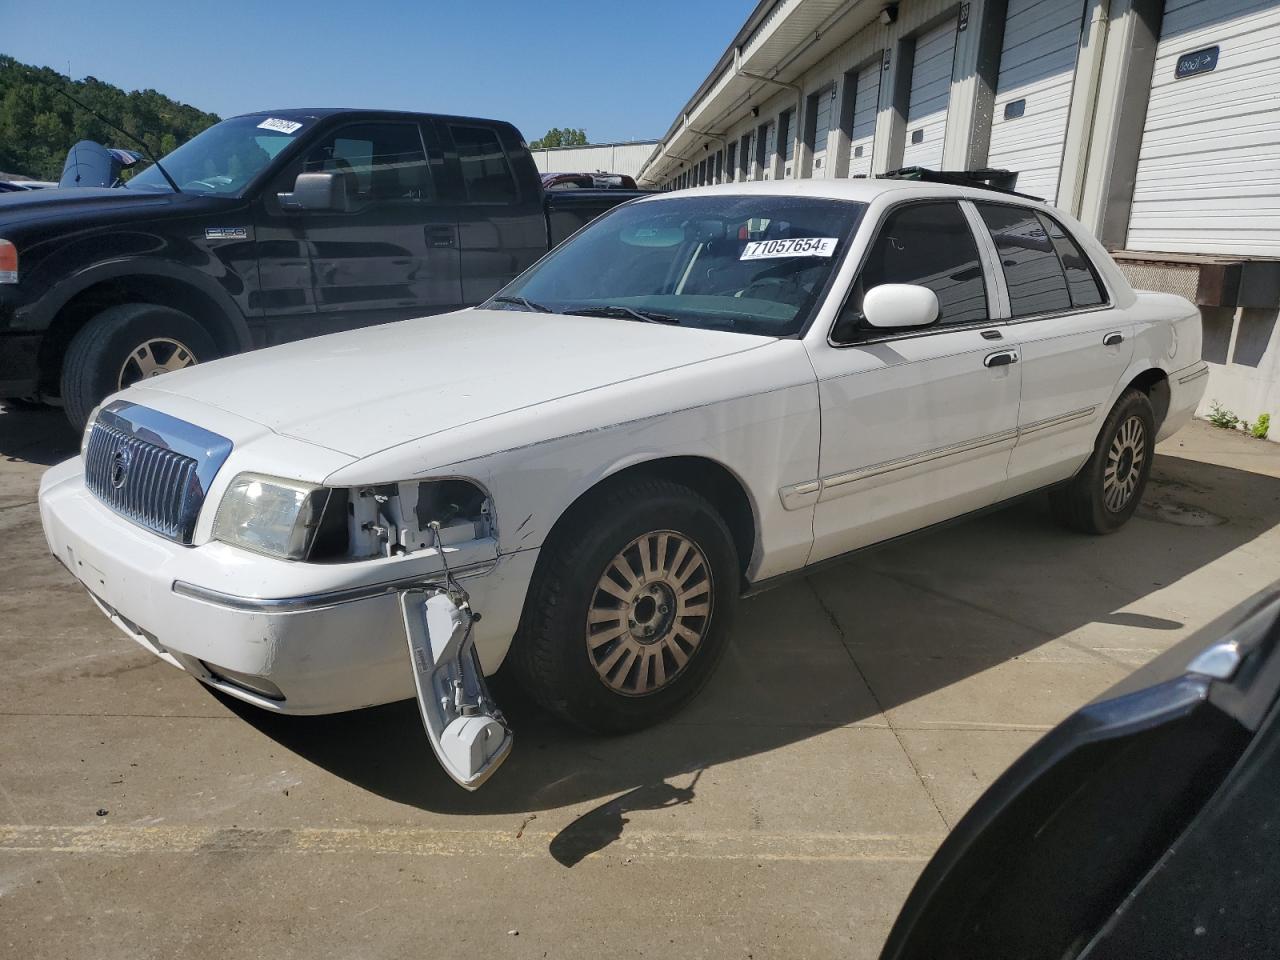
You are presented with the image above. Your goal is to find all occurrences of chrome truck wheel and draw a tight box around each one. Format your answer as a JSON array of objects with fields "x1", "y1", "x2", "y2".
[{"x1": 118, "y1": 337, "x2": 198, "y2": 389}]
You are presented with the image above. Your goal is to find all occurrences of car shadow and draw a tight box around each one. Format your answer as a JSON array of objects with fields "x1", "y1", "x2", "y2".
[
  {"x1": 220, "y1": 447, "x2": 1280, "y2": 816},
  {"x1": 0, "y1": 403, "x2": 78, "y2": 466}
]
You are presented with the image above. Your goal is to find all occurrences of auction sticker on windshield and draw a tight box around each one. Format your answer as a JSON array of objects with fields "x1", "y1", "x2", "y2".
[
  {"x1": 257, "y1": 118, "x2": 304, "y2": 135},
  {"x1": 741, "y1": 237, "x2": 837, "y2": 260}
]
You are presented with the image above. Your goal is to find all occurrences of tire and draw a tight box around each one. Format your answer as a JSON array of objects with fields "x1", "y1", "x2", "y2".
[
  {"x1": 1050, "y1": 388, "x2": 1155, "y2": 535},
  {"x1": 510, "y1": 476, "x2": 740, "y2": 734},
  {"x1": 61, "y1": 303, "x2": 217, "y2": 430}
]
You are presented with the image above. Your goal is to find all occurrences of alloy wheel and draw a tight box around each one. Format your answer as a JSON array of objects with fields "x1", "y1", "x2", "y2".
[
  {"x1": 585, "y1": 530, "x2": 714, "y2": 696},
  {"x1": 1103, "y1": 414, "x2": 1146, "y2": 512}
]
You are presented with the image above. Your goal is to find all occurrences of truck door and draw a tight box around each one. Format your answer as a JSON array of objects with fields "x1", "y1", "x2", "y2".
[
  {"x1": 256, "y1": 118, "x2": 463, "y2": 342},
  {"x1": 436, "y1": 120, "x2": 547, "y2": 304}
]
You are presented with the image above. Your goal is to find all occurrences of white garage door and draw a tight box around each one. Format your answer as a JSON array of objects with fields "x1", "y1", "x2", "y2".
[
  {"x1": 902, "y1": 15, "x2": 959, "y2": 169},
  {"x1": 986, "y1": 0, "x2": 1089, "y2": 202},
  {"x1": 811, "y1": 86, "x2": 835, "y2": 175},
  {"x1": 846, "y1": 59, "x2": 882, "y2": 178},
  {"x1": 1127, "y1": 0, "x2": 1280, "y2": 255}
]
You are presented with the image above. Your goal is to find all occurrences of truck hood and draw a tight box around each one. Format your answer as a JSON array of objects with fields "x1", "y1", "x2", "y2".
[
  {"x1": 135, "y1": 308, "x2": 776, "y2": 459},
  {"x1": 0, "y1": 186, "x2": 212, "y2": 229}
]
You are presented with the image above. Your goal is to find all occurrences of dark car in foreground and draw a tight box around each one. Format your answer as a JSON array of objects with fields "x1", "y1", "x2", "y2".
[
  {"x1": 0, "y1": 108, "x2": 643, "y2": 425},
  {"x1": 882, "y1": 586, "x2": 1280, "y2": 960}
]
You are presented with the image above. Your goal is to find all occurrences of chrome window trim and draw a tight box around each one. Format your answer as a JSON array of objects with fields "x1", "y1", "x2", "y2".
[
  {"x1": 960, "y1": 199, "x2": 1011, "y2": 319},
  {"x1": 968, "y1": 199, "x2": 1115, "y2": 318},
  {"x1": 827, "y1": 197, "x2": 997, "y2": 349}
]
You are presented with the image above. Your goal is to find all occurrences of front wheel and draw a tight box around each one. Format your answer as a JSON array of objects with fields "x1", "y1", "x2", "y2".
[
  {"x1": 61, "y1": 303, "x2": 217, "y2": 429},
  {"x1": 1050, "y1": 388, "x2": 1155, "y2": 534},
  {"x1": 510, "y1": 476, "x2": 739, "y2": 734}
]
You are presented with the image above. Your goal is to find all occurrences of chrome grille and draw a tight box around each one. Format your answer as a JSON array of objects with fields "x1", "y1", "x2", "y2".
[{"x1": 82, "y1": 401, "x2": 234, "y2": 544}]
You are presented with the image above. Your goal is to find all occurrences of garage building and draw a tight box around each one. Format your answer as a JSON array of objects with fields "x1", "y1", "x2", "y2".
[{"x1": 639, "y1": 0, "x2": 1280, "y2": 430}]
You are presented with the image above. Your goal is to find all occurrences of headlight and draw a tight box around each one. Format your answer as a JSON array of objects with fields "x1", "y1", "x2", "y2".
[
  {"x1": 212, "y1": 473, "x2": 332, "y2": 560},
  {"x1": 81, "y1": 404, "x2": 102, "y2": 457}
]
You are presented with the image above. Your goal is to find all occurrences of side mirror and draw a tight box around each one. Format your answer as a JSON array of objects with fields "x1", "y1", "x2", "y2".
[
  {"x1": 862, "y1": 283, "x2": 939, "y2": 329},
  {"x1": 278, "y1": 172, "x2": 350, "y2": 212}
]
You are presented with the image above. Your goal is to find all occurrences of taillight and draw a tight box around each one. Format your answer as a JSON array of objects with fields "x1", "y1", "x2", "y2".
[{"x1": 0, "y1": 240, "x2": 16, "y2": 284}]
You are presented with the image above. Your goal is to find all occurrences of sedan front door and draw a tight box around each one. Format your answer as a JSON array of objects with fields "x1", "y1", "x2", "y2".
[{"x1": 804, "y1": 200, "x2": 1021, "y2": 564}]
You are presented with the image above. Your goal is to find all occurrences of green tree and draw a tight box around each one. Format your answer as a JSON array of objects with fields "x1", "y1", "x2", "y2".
[
  {"x1": 0, "y1": 55, "x2": 220, "y2": 180},
  {"x1": 529, "y1": 127, "x2": 589, "y2": 149}
]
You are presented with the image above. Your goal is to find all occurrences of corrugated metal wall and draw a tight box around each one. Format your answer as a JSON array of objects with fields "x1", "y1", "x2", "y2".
[
  {"x1": 1127, "y1": 0, "x2": 1280, "y2": 255},
  {"x1": 986, "y1": 0, "x2": 1089, "y2": 202},
  {"x1": 532, "y1": 142, "x2": 659, "y2": 178}
]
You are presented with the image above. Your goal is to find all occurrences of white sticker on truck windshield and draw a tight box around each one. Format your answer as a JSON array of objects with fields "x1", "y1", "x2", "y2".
[
  {"x1": 257, "y1": 118, "x2": 303, "y2": 135},
  {"x1": 740, "y1": 237, "x2": 838, "y2": 260}
]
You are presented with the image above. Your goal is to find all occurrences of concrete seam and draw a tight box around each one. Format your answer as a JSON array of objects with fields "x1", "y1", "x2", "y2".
[{"x1": 804, "y1": 576, "x2": 953, "y2": 832}]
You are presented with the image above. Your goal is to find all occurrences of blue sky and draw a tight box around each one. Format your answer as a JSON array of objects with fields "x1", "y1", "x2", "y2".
[{"x1": 2, "y1": 0, "x2": 752, "y2": 145}]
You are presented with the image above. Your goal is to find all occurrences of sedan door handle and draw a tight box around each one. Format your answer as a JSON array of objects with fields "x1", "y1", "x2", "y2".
[
  {"x1": 1103, "y1": 331, "x2": 1124, "y2": 346},
  {"x1": 984, "y1": 350, "x2": 1019, "y2": 368}
]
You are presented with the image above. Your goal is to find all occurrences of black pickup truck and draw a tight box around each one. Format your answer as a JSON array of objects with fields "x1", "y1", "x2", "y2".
[{"x1": 0, "y1": 108, "x2": 645, "y2": 425}]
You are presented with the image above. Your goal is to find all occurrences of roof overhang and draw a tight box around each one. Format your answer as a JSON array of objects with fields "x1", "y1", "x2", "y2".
[{"x1": 638, "y1": 0, "x2": 885, "y2": 186}]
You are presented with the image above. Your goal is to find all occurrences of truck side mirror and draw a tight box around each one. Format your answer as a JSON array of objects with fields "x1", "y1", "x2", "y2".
[{"x1": 278, "y1": 172, "x2": 350, "y2": 212}]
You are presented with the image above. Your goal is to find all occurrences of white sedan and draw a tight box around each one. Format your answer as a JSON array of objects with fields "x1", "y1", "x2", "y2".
[{"x1": 39, "y1": 178, "x2": 1208, "y2": 787}]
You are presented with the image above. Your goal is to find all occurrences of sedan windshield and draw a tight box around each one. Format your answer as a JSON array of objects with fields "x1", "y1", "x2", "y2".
[
  {"x1": 491, "y1": 195, "x2": 866, "y2": 336},
  {"x1": 127, "y1": 115, "x2": 307, "y2": 195}
]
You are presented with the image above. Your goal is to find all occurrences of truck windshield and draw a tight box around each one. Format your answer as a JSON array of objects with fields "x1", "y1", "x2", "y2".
[
  {"x1": 491, "y1": 195, "x2": 866, "y2": 336},
  {"x1": 126, "y1": 115, "x2": 305, "y2": 195}
]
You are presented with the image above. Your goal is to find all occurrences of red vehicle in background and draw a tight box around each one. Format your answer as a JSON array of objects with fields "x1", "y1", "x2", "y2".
[{"x1": 541, "y1": 171, "x2": 640, "y2": 190}]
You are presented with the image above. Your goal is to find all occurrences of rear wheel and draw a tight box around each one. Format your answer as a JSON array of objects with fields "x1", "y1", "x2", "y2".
[
  {"x1": 61, "y1": 304, "x2": 216, "y2": 429},
  {"x1": 1050, "y1": 388, "x2": 1155, "y2": 534},
  {"x1": 510, "y1": 476, "x2": 739, "y2": 734}
]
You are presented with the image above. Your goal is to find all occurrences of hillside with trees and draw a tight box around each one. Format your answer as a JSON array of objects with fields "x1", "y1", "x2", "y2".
[
  {"x1": 0, "y1": 55, "x2": 220, "y2": 180},
  {"x1": 530, "y1": 127, "x2": 588, "y2": 149}
]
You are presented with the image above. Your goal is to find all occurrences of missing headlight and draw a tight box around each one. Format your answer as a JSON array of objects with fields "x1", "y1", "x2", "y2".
[{"x1": 306, "y1": 479, "x2": 493, "y2": 563}]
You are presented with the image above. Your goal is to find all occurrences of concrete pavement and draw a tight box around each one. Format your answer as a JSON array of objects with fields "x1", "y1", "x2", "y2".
[{"x1": 2, "y1": 403, "x2": 1279, "y2": 959}]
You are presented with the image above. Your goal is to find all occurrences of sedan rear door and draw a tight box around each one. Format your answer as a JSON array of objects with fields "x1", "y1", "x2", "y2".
[{"x1": 970, "y1": 202, "x2": 1133, "y2": 496}]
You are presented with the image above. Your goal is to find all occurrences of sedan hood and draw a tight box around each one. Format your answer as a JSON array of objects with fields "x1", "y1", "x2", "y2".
[{"x1": 136, "y1": 309, "x2": 775, "y2": 459}]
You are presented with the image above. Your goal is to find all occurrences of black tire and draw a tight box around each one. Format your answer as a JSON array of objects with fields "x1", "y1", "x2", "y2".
[
  {"x1": 61, "y1": 303, "x2": 217, "y2": 429},
  {"x1": 1050, "y1": 388, "x2": 1155, "y2": 535},
  {"x1": 510, "y1": 476, "x2": 740, "y2": 734}
]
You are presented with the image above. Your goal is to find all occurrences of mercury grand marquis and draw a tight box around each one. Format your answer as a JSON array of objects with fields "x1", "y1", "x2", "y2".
[{"x1": 39, "y1": 178, "x2": 1209, "y2": 788}]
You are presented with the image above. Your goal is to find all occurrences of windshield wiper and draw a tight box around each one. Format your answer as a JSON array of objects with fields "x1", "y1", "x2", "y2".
[
  {"x1": 572, "y1": 305, "x2": 680, "y2": 325},
  {"x1": 489, "y1": 295, "x2": 554, "y2": 313}
]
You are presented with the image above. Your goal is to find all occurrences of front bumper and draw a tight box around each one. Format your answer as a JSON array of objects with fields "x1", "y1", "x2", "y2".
[{"x1": 38, "y1": 458, "x2": 538, "y2": 715}]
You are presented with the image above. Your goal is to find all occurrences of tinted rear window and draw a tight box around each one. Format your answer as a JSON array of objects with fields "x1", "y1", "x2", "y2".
[
  {"x1": 450, "y1": 125, "x2": 518, "y2": 203},
  {"x1": 977, "y1": 204, "x2": 1072, "y2": 317},
  {"x1": 1037, "y1": 213, "x2": 1105, "y2": 308}
]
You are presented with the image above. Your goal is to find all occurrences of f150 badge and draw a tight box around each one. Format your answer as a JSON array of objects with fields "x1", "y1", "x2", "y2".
[{"x1": 205, "y1": 226, "x2": 249, "y2": 241}]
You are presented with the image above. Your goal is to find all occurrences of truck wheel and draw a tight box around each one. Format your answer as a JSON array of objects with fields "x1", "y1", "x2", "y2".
[
  {"x1": 511, "y1": 476, "x2": 739, "y2": 734},
  {"x1": 1050, "y1": 388, "x2": 1155, "y2": 535},
  {"x1": 61, "y1": 304, "x2": 217, "y2": 429}
]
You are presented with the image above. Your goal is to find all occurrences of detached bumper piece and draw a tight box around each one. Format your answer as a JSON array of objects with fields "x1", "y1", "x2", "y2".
[{"x1": 400, "y1": 587, "x2": 512, "y2": 790}]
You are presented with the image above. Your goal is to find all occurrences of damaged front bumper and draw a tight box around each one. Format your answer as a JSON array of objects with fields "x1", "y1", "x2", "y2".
[
  {"x1": 401, "y1": 588, "x2": 513, "y2": 789},
  {"x1": 38, "y1": 458, "x2": 538, "y2": 718}
]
